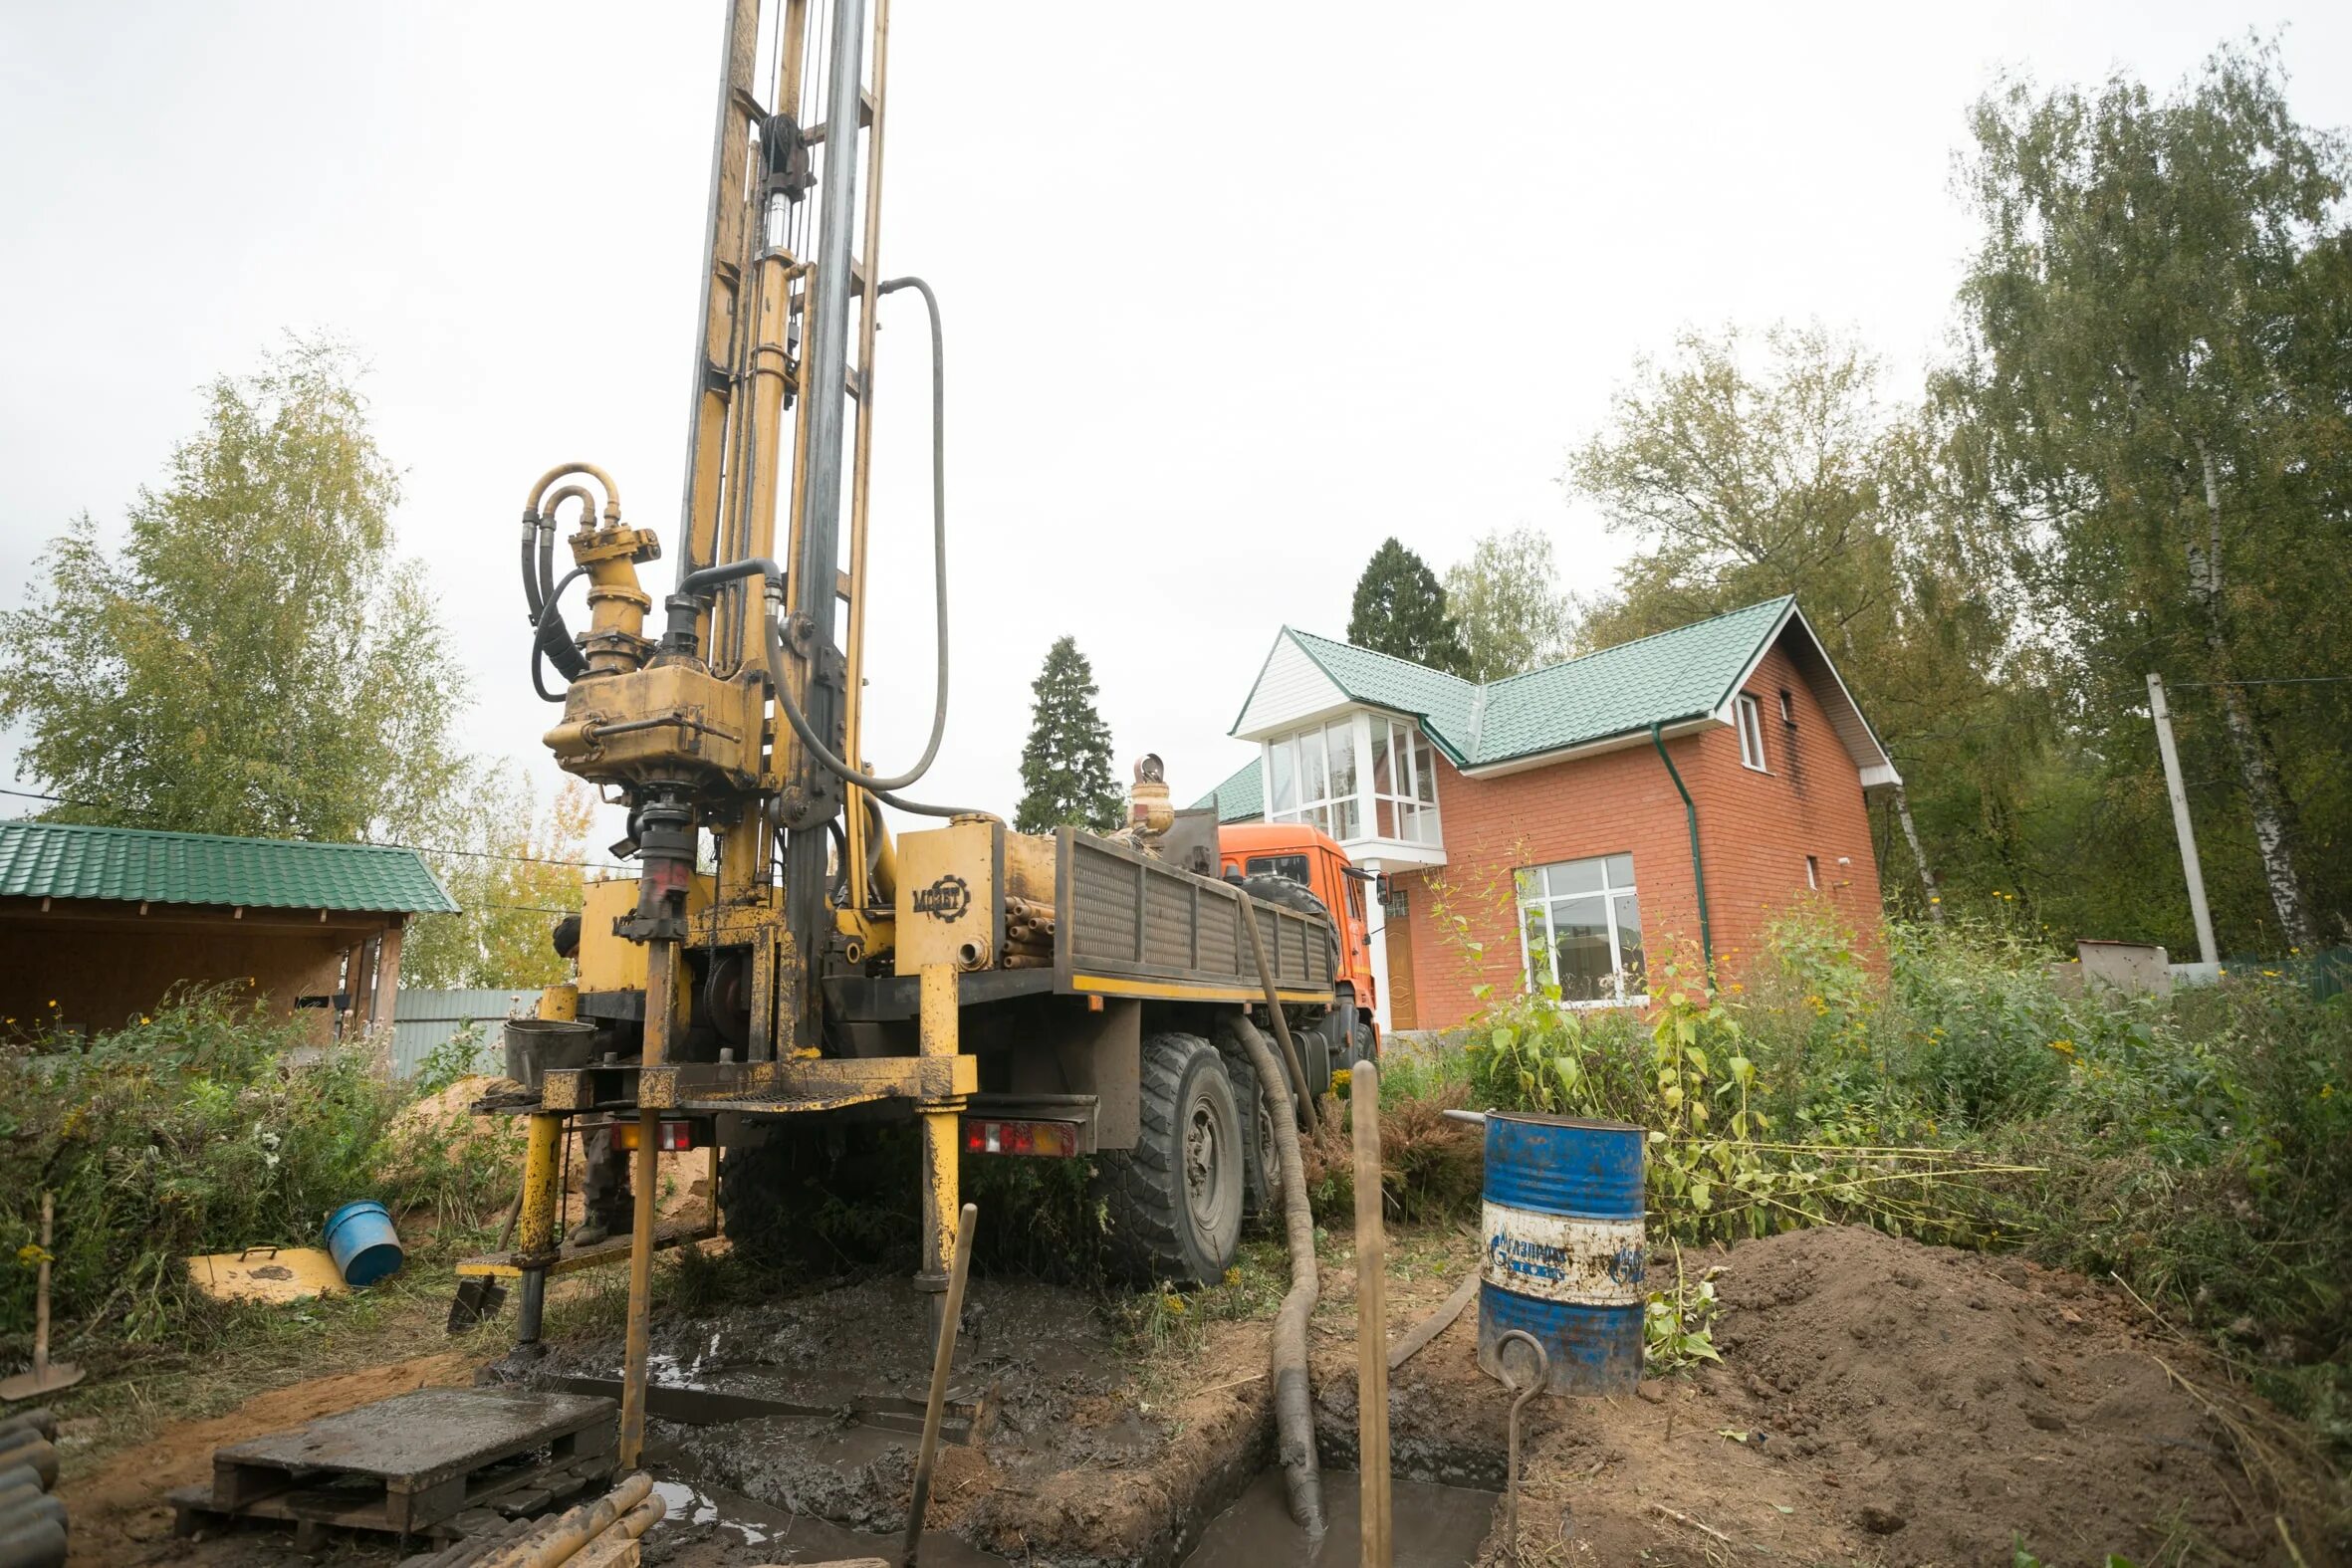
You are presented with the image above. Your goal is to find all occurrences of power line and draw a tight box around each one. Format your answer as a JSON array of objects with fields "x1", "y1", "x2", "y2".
[
  {"x1": 0, "y1": 785, "x2": 636, "y2": 873},
  {"x1": 2167, "y1": 676, "x2": 2352, "y2": 688}
]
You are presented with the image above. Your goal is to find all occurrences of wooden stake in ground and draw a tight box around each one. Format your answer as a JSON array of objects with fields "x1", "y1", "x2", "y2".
[
  {"x1": 1, "y1": 1192, "x2": 85, "y2": 1401},
  {"x1": 1351, "y1": 1062, "x2": 1391, "y2": 1568},
  {"x1": 902, "y1": 1201, "x2": 978, "y2": 1568}
]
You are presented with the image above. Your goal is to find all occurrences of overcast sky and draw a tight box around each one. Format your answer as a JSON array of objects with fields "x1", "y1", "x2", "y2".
[{"x1": 4, "y1": 2, "x2": 2347, "y2": 842}]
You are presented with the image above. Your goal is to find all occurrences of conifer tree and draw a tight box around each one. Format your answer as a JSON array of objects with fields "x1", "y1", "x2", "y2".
[
  {"x1": 1346, "y1": 538, "x2": 1468, "y2": 673},
  {"x1": 1015, "y1": 636, "x2": 1121, "y2": 833}
]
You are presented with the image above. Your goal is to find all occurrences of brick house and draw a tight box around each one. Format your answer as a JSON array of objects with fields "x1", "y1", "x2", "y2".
[{"x1": 1194, "y1": 597, "x2": 1897, "y2": 1032}]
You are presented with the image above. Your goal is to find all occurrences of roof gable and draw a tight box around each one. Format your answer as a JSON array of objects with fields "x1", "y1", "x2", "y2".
[
  {"x1": 1230, "y1": 631, "x2": 1351, "y2": 738},
  {"x1": 0, "y1": 821, "x2": 459, "y2": 913}
]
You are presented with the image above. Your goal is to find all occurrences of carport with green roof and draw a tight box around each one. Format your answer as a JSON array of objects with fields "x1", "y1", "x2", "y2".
[{"x1": 0, "y1": 820, "x2": 455, "y2": 1040}]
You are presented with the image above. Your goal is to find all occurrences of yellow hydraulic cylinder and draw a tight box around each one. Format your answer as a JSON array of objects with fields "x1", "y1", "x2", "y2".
[
  {"x1": 515, "y1": 1112, "x2": 564, "y2": 1345},
  {"x1": 915, "y1": 964, "x2": 963, "y2": 1344},
  {"x1": 618, "y1": 941, "x2": 677, "y2": 1469}
]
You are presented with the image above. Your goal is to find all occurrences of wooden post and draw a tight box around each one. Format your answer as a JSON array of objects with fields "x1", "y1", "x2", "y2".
[{"x1": 1351, "y1": 1061, "x2": 1391, "y2": 1568}]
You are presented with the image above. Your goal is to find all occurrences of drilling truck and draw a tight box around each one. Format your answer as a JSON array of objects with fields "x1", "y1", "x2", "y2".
[{"x1": 470, "y1": 0, "x2": 1344, "y2": 1467}]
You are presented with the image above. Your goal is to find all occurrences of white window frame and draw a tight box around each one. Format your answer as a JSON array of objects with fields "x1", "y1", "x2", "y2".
[
  {"x1": 1777, "y1": 688, "x2": 1795, "y2": 725},
  {"x1": 1514, "y1": 853, "x2": 1647, "y2": 1008},
  {"x1": 1265, "y1": 717, "x2": 1361, "y2": 840},
  {"x1": 1735, "y1": 693, "x2": 1768, "y2": 772},
  {"x1": 1264, "y1": 713, "x2": 1442, "y2": 848},
  {"x1": 1805, "y1": 854, "x2": 1819, "y2": 890},
  {"x1": 1367, "y1": 716, "x2": 1441, "y2": 846}
]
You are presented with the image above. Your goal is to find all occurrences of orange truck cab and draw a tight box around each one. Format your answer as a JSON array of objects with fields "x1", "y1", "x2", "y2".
[{"x1": 1217, "y1": 821, "x2": 1379, "y2": 1064}]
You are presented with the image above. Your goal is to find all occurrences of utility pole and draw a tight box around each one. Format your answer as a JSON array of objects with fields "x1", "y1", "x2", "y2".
[{"x1": 2147, "y1": 673, "x2": 2220, "y2": 970}]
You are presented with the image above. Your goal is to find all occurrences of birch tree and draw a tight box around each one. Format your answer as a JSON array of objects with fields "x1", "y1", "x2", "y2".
[{"x1": 1940, "y1": 40, "x2": 2348, "y2": 950}]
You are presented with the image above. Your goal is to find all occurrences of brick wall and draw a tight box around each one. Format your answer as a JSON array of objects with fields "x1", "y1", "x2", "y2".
[{"x1": 1385, "y1": 637, "x2": 1884, "y2": 1029}]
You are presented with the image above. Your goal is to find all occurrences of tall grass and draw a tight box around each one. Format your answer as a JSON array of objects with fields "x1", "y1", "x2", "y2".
[{"x1": 1, "y1": 986, "x2": 518, "y2": 1351}]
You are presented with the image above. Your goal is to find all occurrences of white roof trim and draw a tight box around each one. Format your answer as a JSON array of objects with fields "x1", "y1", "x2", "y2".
[{"x1": 1711, "y1": 603, "x2": 1901, "y2": 790}]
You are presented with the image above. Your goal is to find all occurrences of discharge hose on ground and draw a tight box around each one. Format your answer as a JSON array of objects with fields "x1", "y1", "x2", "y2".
[{"x1": 1222, "y1": 1011, "x2": 1324, "y2": 1535}]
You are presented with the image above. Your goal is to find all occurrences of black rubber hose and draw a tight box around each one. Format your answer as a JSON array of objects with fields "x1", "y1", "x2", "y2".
[
  {"x1": 757, "y1": 276, "x2": 952, "y2": 795},
  {"x1": 521, "y1": 510, "x2": 544, "y2": 621},
  {"x1": 532, "y1": 565, "x2": 589, "y2": 704}
]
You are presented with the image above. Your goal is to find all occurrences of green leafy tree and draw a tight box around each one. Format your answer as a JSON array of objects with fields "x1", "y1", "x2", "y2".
[
  {"x1": 1442, "y1": 526, "x2": 1574, "y2": 682},
  {"x1": 1566, "y1": 324, "x2": 2013, "y2": 923},
  {"x1": 1015, "y1": 636, "x2": 1121, "y2": 834},
  {"x1": 1939, "y1": 39, "x2": 2352, "y2": 951},
  {"x1": 1346, "y1": 538, "x2": 1468, "y2": 673},
  {"x1": 0, "y1": 338, "x2": 470, "y2": 842},
  {"x1": 402, "y1": 774, "x2": 594, "y2": 989},
  {"x1": 1568, "y1": 325, "x2": 1903, "y2": 648}
]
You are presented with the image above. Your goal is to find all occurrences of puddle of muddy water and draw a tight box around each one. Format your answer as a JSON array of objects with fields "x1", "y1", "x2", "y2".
[
  {"x1": 1181, "y1": 1469, "x2": 1497, "y2": 1568},
  {"x1": 646, "y1": 1475, "x2": 1012, "y2": 1566}
]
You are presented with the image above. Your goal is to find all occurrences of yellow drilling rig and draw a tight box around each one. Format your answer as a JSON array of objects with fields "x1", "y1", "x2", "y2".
[{"x1": 472, "y1": 0, "x2": 1360, "y2": 1467}]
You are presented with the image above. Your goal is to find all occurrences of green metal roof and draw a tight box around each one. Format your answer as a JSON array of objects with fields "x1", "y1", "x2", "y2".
[
  {"x1": 0, "y1": 820, "x2": 458, "y2": 913},
  {"x1": 1269, "y1": 597, "x2": 1799, "y2": 768},
  {"x1": 1194, "y1": 759, "x2": 1265, "y2": 823}
]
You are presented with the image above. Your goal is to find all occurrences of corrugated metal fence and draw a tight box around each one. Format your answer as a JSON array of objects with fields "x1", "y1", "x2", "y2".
[{"x1": 390, "y1": 987, "x2": 543, "y2": 1079}]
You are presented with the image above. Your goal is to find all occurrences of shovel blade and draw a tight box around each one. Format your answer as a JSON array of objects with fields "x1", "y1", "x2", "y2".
[
  {"x1": 0, "y1": 1363, "x2": 85, "y2": 1401},
  {"x1": 445, "y1": 1276, "x2": 511, "y2": 1334}
]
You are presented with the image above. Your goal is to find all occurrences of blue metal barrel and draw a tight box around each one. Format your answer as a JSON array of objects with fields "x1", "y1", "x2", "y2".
[
  {"x1": 1477, "y1": 1112, "x2": 1645, "y2": 1395},
  {"x1": 323, "y1": 1200, "x2": 406, "y2": 1287}
]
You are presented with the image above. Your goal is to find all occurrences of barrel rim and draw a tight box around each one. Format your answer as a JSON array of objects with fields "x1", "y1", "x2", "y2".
[{"x1": 1485, "y1": 1111, "x2": 1645, "y2": 1134}]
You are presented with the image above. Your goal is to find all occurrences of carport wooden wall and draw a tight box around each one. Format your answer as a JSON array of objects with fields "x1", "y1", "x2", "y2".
[{"x1": 0, "y1": 902, "x2": 406, "y2": 1042}]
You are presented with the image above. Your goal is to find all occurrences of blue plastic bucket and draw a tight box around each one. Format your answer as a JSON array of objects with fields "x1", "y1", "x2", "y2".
[
  {"x1": 1477, "y1": 1112, "x2": 1645, "y2": 1396},
  {"x1": 323, "y1": 1200, "x2": 405, "y2": 1287}
]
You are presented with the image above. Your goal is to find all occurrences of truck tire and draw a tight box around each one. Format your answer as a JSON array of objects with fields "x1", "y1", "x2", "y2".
[
  {"x1": 1218, "y1": 1042, "x2": 1287, "y2": 1219},
  {"x1": 1235, "y1": 872, "x2": 1340, "y2": 978},
  {"x1": 1093, "y1": 1032, "x2": 1245, "y2": 1284}
]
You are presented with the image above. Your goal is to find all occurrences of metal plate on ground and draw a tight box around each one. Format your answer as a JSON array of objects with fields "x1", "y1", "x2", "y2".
[{"x1": 214, "y1": 1389, "x2": 610, "y2": 1481}]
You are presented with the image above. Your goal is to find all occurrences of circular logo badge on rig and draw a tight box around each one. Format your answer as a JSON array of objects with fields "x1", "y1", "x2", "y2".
[{"x1": 911, "y1": 873, "x2": 972, "y2": 922}]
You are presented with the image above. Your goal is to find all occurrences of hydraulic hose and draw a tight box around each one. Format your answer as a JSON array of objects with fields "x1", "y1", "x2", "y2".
[
  {"x1": 522, "y1": 476, "x2": 604, "y2": 686},
  {"x1": 1222, "y1": 1011, "x2": 1324, "y2": 1535},
  {"x1": 533, "y1": 565, "x2": 589, "y2": 704},
  {"x1": 757, "y1": 274, "x2": 952, "y2": 794}
]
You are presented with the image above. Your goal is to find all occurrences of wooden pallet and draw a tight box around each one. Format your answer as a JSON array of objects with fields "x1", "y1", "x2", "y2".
[{"x1": 170, "y1": 1387, "x2": 615, "y2": 1549}]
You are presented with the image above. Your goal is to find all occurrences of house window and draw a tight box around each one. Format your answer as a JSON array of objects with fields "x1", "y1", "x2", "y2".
[
  {"x1": 1266, "y1": 714, "x2": 1440, "y2": 846},
  {"x1": 1367, "y1": 717, "x2": 1441, "y2": 845},
  {"x1": 1805, "y1": 855, "x2": 1819, "y2": 890},
  {"x1": 1267, "y1": 717, "x2": 1360, "y2": 839},
  {"x1": 1736, "y1": 694, "x2": 1768, "y2": 772},
  {"x1": 1515, "y1": 853, "x2": 1646, "y2": 1006},
  {"x1": 1777, "y1": 689, "x2": 1795, "y2": 725}
]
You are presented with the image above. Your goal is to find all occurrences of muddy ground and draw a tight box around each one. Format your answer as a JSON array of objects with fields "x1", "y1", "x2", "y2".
[{"x1": 56, "y1": 1224, "x2": 2345, "y2": 1567}]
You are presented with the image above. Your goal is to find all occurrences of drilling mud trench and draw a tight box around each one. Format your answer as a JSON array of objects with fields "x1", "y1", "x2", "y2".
[{"x1": 62, "y1": 1224, "x2": 2342, "y2": 1566}]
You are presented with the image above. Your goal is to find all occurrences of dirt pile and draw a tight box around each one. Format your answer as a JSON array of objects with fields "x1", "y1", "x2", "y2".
[{"x1": 1485, "y1": 1225, "x2": 2340, "y2": 1566}]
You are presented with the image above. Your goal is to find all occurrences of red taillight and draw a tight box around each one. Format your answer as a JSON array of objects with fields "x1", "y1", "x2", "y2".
[
  {"x1": 612, "y1": 1120, "x2": 696, "y2": 1152},
  {"x1": 961, "y1": 1118, "x2": 1080, "y2": 1158}
]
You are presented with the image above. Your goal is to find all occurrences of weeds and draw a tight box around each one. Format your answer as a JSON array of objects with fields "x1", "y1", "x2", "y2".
[
  {"x1": 1643, "y1": 1244, "x2": 1723, "y2": 1374},
  {"x1": 0, "y1": 986, "x2": 519, "y2": 1356},
  {"x1": 1392, "y1": 887, "x2": 2352, "y2": 1459}
]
